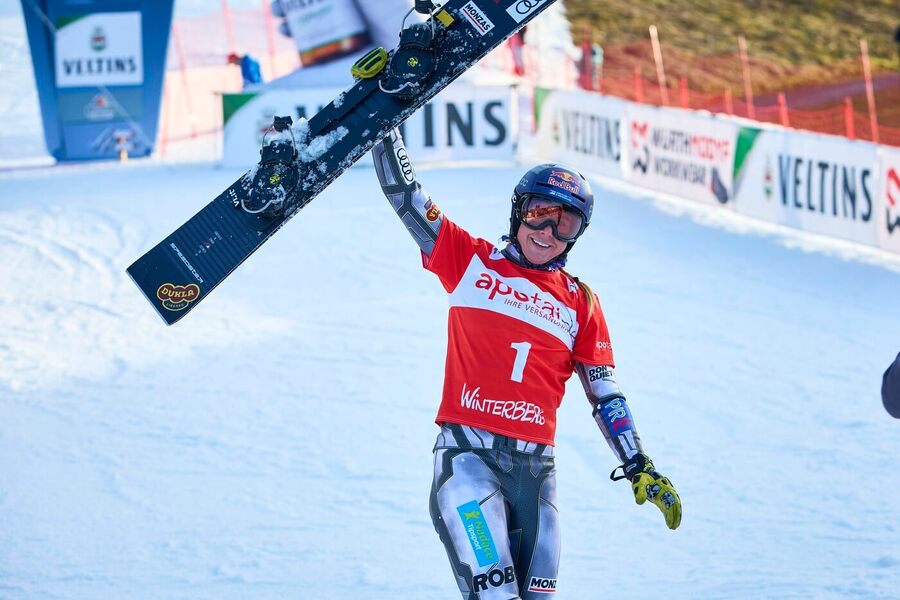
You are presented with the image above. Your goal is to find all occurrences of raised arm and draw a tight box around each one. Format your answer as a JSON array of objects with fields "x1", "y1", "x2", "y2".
[
  {"x1": 371, "y1": 128, "x2": 443, "y2": 257},
  {"x1": 576, "y1": 361, "x2": 682, "y2": 530}
]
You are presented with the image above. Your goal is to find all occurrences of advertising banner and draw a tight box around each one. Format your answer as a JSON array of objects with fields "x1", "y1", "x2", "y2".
[
  {"x1": 280, "y1": 0, "x2": 368, "y2": 55},
  {"x1": 623, "y1": 104, "x2": 739, "y2": 207},
  {"x1": 528, "y1": 89, "x2": 897, "y2": 255},
  {"x1": 21, "y1": 0, "x2": 172, "y2": 161},
  {"x1": 875, "y1": 146, "x2": 900, "y2": 255},
  {"x1": 54, "y1": 12, "x2": 144, "y2": 88},
  {"x1": 222, "y1": 83, "x2": 516, "y2": 167},
  {"x1": 732, "y1": 128, "x2": 880, "y2": 247},
  {"x1": 532, "y1": 88, "x2": 625, "y2": 179}
]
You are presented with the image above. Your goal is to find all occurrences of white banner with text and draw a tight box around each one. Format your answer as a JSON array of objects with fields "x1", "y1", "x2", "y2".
[
  {"x1": 222, "y1": 83, "x2": 516, "y2": 167},
  {"x1": 529, "y1": 87, "x2": 897, "y2": 255}
]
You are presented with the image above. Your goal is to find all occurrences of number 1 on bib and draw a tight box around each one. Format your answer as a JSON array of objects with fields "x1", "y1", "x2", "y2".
[{"x1": 509, "y1": 341, "x2": 532, "y2": 383}]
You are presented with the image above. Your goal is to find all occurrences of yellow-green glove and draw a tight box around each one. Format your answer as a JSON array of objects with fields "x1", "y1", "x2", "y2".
[{"x1": 611, "y1": 453, "x2": 682, "y2": 530}]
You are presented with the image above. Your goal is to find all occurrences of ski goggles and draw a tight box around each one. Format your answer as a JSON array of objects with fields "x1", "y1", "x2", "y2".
[{"x1": 519, "y1": 195, "x2": 586, "y2": 243}]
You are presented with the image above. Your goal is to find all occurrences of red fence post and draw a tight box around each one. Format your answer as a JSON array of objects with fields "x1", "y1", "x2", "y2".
[
  {"x1": 777, "y1": 93, "x2": 790, "y2": 127},
  {"x1": 580, "y1": 23, "x2": 592, "y2": 90},
  {"x1": 633, "y1": 66, "x2": 644, "y2": 103},
  {"x1": 262, "y1": 0, "x2": 278, "y2": 79},
  {"x1": 724, "y1": 88, "x2": 733, "y2": 115},
  {"x1": 844, "y1": 97, "x2": 855, "y2": 140},
  {"x1": 171, "y1": 21, "x2": 197, "y2": 138},
  {"x1": 679, "y1": 76, "x2": 689, "y2": 108},
  {"x1": 158, "y1": 76, "x2": 169, "y2": 158},
  {"x1": 222, "y1": 0, "x2": 237, "y2": 57},
  {"x1": 649, "y1": 25, "x2": 669, "y2": 105},
  {"x1": 738, "y1": 35, "x2": 755, "y2": 119},
  {"x1": 859, "y1": 39, "x2": 879, "y2": 144}
]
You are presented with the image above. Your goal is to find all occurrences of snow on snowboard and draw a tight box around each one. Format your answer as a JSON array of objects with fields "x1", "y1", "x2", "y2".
[{"x1": 128, "y1": 0, "x2": 558, "y2": 325}]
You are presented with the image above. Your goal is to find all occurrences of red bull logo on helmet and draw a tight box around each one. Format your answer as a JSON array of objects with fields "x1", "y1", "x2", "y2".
[{"x1": 547, "y1": 171, "x2": 581, "y2": 195}]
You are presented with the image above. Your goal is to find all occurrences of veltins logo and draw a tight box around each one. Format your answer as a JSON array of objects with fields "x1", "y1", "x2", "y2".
[
  {"x1": 507, "y1": 0, "x2": 551, "y2": 24},
  {"x1": 55, "y1": 12, "x2": 143, "y2": 88},
  {"x1": 887, "y1": 167, "x2": 900, "y2": 235},
  {"x1": 90, "y1": 27, "x2": 106, "y2": 51},
  {"x1": 157, "y1": 283, "x2": 201, "y2": 312},
  {"x1": 461, "y1": 1, "x2": 495, "y2": 35}
]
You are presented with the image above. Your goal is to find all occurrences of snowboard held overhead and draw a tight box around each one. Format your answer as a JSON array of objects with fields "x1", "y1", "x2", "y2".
[{"x1": 128, "y1": 0, "x2": 558, "y2": 325}]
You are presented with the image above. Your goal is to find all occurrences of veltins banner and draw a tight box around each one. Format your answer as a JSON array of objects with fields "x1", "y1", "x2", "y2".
[
  {"x1": 55, "y1": 12, "x2": 144, "y2": 88},
  {"x1": 21, "y1": 0, "x2": 172, "y2": 161},
  {"x1": 624, "y1": 104, "x2": 739, "y2": 207},
  {"x1": 222, "y1": 83, "x2": 515, "y2": 167},
  {"x1": 732, "y1": 128, "x2": 879, "y2": 247},
  {"x1": 876, "y1": 146, "x2": 900, "y2": 255},
  {"x1": 532, "y1": 87, "x2": 625, "y2": 179}
]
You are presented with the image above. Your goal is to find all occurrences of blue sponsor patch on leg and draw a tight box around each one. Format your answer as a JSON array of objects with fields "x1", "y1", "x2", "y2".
[{"x1": 456, "y1": 500, "x2": 497, "y2": 567}]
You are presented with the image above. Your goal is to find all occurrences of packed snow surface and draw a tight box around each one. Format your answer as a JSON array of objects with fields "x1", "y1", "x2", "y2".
[{"x1": 1, "y1": 159, "x2": 898, "y2": 599}]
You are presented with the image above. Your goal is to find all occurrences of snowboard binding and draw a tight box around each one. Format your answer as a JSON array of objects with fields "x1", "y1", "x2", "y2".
[
  {"x1": 351, "y1": 47, "x2": 389, "y2": 80},
  {"x1": 414, "y1": 0, "x2": 438, "y2": 14},
  {"x1": 379, "y1": 4, "x2": 443, "y2": 98},
  {"x1": 242, "y1": 116, "x2": 301, "y2": 218}
]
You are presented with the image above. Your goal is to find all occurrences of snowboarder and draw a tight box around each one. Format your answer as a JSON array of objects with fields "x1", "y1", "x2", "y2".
[{"x1": 371, "y1": 129, "x2": 682, "y2": 599}]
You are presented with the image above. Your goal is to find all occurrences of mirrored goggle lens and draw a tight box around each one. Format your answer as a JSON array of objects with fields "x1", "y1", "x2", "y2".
[{"x1": 521, "y1": 197, "x2": 584, "y2": 241}]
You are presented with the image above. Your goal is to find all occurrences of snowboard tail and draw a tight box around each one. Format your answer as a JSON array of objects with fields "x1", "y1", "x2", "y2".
[{"x1": 128, "y1": 0, "x2": 558, "y2": 325}]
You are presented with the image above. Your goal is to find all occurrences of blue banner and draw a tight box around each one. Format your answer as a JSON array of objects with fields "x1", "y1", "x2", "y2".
[{"x1": 20, "y1": 0, "x2": 173, "y2": 161}]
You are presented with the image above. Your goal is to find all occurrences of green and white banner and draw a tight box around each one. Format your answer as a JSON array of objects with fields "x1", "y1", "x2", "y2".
[
  {"x1": 222, "y1": 83, "x2": 516, "y2": 167},
  {"x1": 732, "y1": 128, "x2": 879, "y2": 247},
  {"x1": 55, "y1": 12, "x2": 143, "y2": 88},
  {"x1": 528, "y1": 87, "x2": 898, "y2": 255},
  {"x1": 532, "y1": 88, "x2": 625, "y2": 179}
]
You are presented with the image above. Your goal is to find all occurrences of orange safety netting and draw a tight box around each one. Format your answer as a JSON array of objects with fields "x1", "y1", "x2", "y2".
[{"x1": 582, "y1": 44, "x2": 900, "y2": 147}]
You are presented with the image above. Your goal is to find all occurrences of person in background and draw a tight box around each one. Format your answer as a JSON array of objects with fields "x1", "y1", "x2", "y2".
[
  {"x1": 883, "y1": 352, "x2": 900, "y2": 418},
  {"x1": 228, "y1": 52, "x2": 263, "y2": 90},
  {"x1": 508, "y1": 28, "x2": 527, "y2": 77}
]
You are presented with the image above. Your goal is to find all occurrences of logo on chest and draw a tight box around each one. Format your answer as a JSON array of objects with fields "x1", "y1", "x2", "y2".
[
  {"x1": 451, "y1": 257, "x2": 579, "y2": 348},
  {"x1": 472, "y1": 271, "x2": 575, "y2": 333}
]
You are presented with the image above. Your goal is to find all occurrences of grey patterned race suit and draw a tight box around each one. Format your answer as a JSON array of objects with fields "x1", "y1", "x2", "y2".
[{"x1": 430, "y1": 424, "x2": 559, "y2": 600}]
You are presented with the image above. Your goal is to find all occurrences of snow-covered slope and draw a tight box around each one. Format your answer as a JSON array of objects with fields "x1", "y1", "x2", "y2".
[{"x1": 1, "y1": 159, "x2": 898, "y2": 599}]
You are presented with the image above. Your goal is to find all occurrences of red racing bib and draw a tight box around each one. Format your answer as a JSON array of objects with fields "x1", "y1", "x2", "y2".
[{"x1": 424, "y1": 219, "x2": 614, "y2": 445}]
